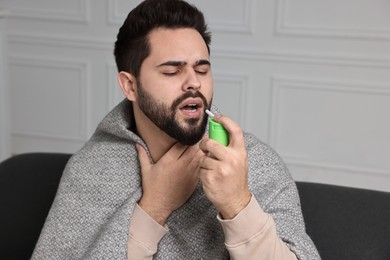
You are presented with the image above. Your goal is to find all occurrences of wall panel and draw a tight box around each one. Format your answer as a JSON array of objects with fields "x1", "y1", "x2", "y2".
[
  {"x1": 276, "y1": 0, "x2": 390, "y2": 39},
  {"x1": 270, "y1": 77, "x2": 390, "y2": 170},
  {"x1": 213, "y1": 73, "x2": 249, "y2": 126},
  {"x1": 0, "y1": 0, "x2": 89, "y2": 22},
  {"x1": 9, "y1": 56, "x2": 89, "y2": 143}
]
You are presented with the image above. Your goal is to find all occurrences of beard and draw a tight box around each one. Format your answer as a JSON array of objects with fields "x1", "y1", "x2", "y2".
[{"x1": 137, "y1": 82, "x2": 211, "y2": 145}]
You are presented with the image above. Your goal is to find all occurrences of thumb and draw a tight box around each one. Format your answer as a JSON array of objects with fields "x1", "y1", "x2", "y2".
[{"x1": 136, "y1": 143, "x2": 152, "y2": 170}]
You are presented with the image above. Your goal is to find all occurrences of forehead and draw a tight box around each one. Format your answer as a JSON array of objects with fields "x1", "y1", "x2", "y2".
[{"x1": 146, "y1": 27, "x2": 209, "y2": 63}]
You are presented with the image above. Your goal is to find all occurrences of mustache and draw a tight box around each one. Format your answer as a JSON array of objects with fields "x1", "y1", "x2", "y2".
[{"x1": 170, "y1": 91, "x2": 209, "y2": 111}]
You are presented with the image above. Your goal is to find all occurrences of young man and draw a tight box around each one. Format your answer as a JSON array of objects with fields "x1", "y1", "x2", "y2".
[{"x1": 33, "y1": 0, "x2": 320, "y2": 259}]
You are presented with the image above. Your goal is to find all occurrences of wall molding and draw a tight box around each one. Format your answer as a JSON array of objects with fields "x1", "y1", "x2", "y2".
[
  {"x1": 271, "y1": 76, "x2": 390, "y2": 97},
  {"x1": 213, "y1": 48, "x2": 390, "y2": 69},
  {"x1": 107, "y1": 0, "x2": 254, "y2": 34},
  {"x1": 107, "y1": 0, "x2": 128, "y2": 26},
  {"x1": 106, "y1": 62, "x2": 124, "y2": 111},
  {"x1": 0, "y1": 17, "x2": 10, "y2": 160},
  {"x1": 269, "y1": 76, "x2": 390, "y2": 176},
  {"x1": 286, "y1": 155, "x2": 390, "y2": 178},
  {"x1": 213, "y1": 72, "x2": 249, "y2": 127},
  {"x1": 9, "y1": 55, "x2": 90, "y2": 142},
  {"x1": 289, "y1": 161, "x2": 390, "y2": 192},
  {"x1": 8, "y1": 32, "x2": 112, "y2": 50},
  {"x1": 205, "y1": 0, "x2": 254, "y2": 34},
  {"x1": 9, "y1": 32, "x2": 390, "y2": 69},
  {"x1": 6, "y1": 0, "x2": 90, "y2": 23},
  {"x1": 275, "y1": 0, "x2": 390, "y2": 40}
]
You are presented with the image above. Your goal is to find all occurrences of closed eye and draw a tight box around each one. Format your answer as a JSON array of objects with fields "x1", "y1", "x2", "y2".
[
  {"x1": 194, "y1": 65, "x2": 209, "y2": 75},
  {"x1": 162, "y1": 70, "x2": 180, "y2": 76},
  {"x1": 195, "y1": 68, "x2": 208, "y2": 74}
]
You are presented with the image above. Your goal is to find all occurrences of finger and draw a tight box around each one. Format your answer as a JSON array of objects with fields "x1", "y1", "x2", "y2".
[
  {"x1": 177, "y1": 145, "x2": 205, "y2": 177},
  {"x1": 136, "y1": 143, "x2": 152, "y2": 171},
  {"x1": 199, "y1": 137, "x2": 228, "y2": 161},
  {"x1": 212, "y1": 115, "x2": 245, "y2": 148},
  {"x1": 198, "y1": 153, "x2": 218, "y2": 171},
  {"x1": 162, "y1": 142, "x2": 190, "y2": 161},
  {"x1": 198, "y1": 136, "x2": 210, "y2": 154}
]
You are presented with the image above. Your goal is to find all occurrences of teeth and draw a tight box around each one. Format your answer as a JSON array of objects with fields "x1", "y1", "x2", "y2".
[
  {"x1": 182, "y1": 104, "x2": 197, "y2": 112},
  {"x1": 180, "y1": 102, "x2": 200, "y2": 113}
]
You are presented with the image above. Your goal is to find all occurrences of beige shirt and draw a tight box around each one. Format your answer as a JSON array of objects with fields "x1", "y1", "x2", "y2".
[{"x1": 128, "y1": 195, "x2": 298, "y2": 260}]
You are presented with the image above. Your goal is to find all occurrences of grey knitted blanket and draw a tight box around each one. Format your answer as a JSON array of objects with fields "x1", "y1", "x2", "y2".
[{"x1": 32, "y1": 99, "x2": 320, "y2": 259}]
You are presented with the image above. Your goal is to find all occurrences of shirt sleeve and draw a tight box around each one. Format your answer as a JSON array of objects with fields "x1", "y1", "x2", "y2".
[
  {"x1": 218, "y1": 195, "x2": 298, "y2": 260},
  {"x1": 127, "y1": 204, "x2": 168, "y2": 260}
]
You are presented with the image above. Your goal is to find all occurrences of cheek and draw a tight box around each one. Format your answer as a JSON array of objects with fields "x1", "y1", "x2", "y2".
[
  {"x1": 202, "y1": 79, "x2": 213, "y2": 101},
  {"x1": 139, "y1": 75, "x2": 171, "y2": 98},
  {"x1": 146, "y1": 85, "x2": 179, "y2": 107}
]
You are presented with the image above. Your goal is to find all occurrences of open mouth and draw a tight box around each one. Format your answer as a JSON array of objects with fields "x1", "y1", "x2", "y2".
[
  {"x1": 181, "y1": 103, "x2": 198, "y2": 112},
  {"x1": 178, "y1": 98, "x2": 203, "y2": 117}
]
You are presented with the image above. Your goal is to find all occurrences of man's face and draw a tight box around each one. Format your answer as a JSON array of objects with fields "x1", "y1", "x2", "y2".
[{"x1": 135, "y1": 28, "x2": 213, "y2": 145}]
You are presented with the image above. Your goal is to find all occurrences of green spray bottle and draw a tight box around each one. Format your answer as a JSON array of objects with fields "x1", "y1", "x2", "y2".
[{"x1": 206, "y1": 110, "x2": 229, "y2": 146}]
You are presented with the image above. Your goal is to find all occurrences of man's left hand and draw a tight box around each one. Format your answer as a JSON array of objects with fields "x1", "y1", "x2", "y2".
[{"x1": 198, "y1": 115, "x2": 251, "y2": 219}]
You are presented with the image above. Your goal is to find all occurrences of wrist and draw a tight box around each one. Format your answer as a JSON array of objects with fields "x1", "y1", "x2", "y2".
[
  {"x1": 138, "y1": 198, "x2": 172, "y2": 225},
  {"x1": 219, "y1": 192, "x2": 252, "y2": 220}
]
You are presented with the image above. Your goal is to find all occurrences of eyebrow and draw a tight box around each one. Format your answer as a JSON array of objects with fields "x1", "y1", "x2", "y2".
[
  {"x1": 195, "y1": 59, "x2": 211, "y2": 66},
  {"x1": 157, "y1": 59, "x2": 211, "y2": 67}
]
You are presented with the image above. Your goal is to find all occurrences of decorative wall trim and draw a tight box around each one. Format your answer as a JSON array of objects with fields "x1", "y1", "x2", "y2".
[
  {"x1": 289, "y1": 161, "x2": 390, "y2": 192},
  {"x1": 107, "y1": 0, "x2": 254, "y2": 34},
  {"x1": 286, "y1": 155, "x2": 390, "y2": 178},
  {"x1": 9, "y1": 55, "x2": 90, "y2": 142},
  {"x1": 8, "y1": 32, "x2": 112, "y2": 50},
  {"x1": 271, "y1": 77, "x2": 390, "y2": 98},
  {"x1": 106, "y1": 0, "x2": 133, "y2": 26},
  {"x1": 212, "y1": 72, "x2": 249, "y2": 127},
  {"x1": 269, "y1": 76, "x2": 390, "y2": 176},
  {"x1": 0, "y1": 17, "x2": 10, "y2": 160},
  {"x1": 6, "y1": 0, "x2": 90, "y2": 23},
  {"x1": 106, "y1": 0, "x2": 118, "y2": 25},
  {"x1": 206, "y1": 0, "x2": 254, "y2": 34},
  {"x1": 106, "y1": 62, "x2": 123, "y2": 111},
  {"x1": 10, "y1": 32, "x2": 390, "y2": 69},
  {"x1": 213, "y1": 48, "x2": 390, "y2": 69},
  {"x1": 275, "y1": 0, "x2": 390, "y2": 40}
]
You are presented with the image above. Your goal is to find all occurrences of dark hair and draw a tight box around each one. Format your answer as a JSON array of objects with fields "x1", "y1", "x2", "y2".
[{"x1": 114, "y1": 0, "x2": 211, "y2": 77}]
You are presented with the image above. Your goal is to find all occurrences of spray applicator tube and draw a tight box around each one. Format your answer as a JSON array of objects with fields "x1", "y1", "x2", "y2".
[{"x1": 206, "y1": 110, "x2": 229, "y2": 146}]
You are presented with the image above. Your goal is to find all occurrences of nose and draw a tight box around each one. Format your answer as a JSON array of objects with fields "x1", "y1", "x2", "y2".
[{"x1": 183, "y1": 70, "x2": 201, "y2": 91}]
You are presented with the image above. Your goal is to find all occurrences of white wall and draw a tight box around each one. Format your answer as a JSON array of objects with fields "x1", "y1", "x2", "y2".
[
  {"x1": 1, "y1": 0, "x2": 389, "y2": 192},
  {"x1": 0, "y1": 9, "x2": 10, "y2": 161}
]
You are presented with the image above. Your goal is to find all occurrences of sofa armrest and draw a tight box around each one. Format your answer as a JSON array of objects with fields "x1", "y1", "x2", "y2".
[
  {"x1": 0, "y1": 153, "x2": 71, "y2": 260},
  {"x1": 296, "y1": 181, "x2": 390, "y2": 260}
]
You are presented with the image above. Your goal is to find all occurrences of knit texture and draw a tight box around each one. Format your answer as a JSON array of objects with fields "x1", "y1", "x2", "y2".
[{"x1": 32, "y1": 99, "x2": 320, "y2": 259}]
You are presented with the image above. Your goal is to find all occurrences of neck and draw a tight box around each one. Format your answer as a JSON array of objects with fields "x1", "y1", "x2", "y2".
[{"x1": 132, "y1": 104, "x2": 176, "y2": 162}]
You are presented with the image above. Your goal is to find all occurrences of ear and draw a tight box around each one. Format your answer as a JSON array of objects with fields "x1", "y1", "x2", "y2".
[{"x1": 118, "y1": 71, "x2": 137, "y2": 102}]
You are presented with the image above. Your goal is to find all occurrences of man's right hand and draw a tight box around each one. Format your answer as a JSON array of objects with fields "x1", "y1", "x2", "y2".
[{"x1": 136, "y1": 143, "x2": 202, "y2": 225}]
